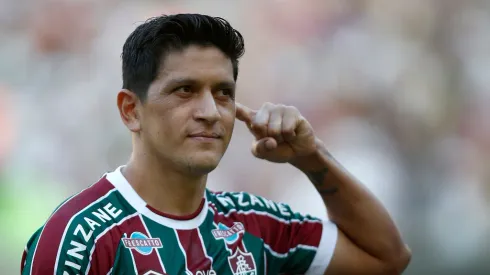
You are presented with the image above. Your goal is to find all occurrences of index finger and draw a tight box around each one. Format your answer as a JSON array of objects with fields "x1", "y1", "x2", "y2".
[{"x1": 235, "y1": 102, "x2": 256, "y2": 124}]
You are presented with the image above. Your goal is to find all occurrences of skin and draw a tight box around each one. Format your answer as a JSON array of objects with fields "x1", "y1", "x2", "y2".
[
  {"x1": 117, "y1": 44, "x2": 411, "y2": 274},
  {"x1": 236, "y1": 105, "x2": 412, "y2": 274},
  {"x1": 117, "y1": 45, "x2": 236, "y2": 216}
]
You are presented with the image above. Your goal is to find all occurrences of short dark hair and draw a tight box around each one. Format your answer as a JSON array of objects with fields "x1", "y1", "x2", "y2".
[{"x1": 121, "y1": 14, "x2": 245, "y2": 100}]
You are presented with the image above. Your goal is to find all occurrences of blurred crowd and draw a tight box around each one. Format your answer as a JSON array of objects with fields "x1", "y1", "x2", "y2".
[{"x1": 1, "y1": 0, "x2": 489, "y2": 274}]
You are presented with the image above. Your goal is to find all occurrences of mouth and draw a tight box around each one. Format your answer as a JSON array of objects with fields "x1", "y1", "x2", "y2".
[{"x1": 188, "y1": 132, "x2": 222, "y2": 139}]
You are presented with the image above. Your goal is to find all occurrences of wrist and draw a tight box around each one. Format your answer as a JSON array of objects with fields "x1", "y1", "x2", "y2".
[
  {"x1": 290, "y1": 138, "x2": 340, "y2": 195},
  {"x1": 290, "y1": 138, "x2": 330, "y2": 172}
]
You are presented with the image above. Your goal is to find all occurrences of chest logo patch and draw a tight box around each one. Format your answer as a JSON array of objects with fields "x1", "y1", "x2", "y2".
[
  {"x1": 212, "y1": 222, "x2": 245, "y2": 244},
  {"x1": 122, "y1": 232, "x2": 163, "y2": 255},
  {"x1": 228, "y1": 248, "x2": 257, "y2": 275}
]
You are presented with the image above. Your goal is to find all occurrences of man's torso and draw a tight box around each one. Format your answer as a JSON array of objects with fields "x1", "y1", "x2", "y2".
[{"x1": 22, "y1": 168, "x2": 328, "y2": 275}]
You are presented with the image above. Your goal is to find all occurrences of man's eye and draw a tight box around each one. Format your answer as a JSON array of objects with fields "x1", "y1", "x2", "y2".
[
  {"x1": 217, "y1": 89, "x2": 234, "y2": 97},
  {"x1": 175, "y1": 86, "x2": 192, "y2": 93}
]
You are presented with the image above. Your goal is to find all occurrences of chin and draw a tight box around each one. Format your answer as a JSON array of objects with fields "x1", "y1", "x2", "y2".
[
  {"x1": 183, "y1": 153, "x2": 222, "y2": 175},
  {"x1": 188, "y1": 164, "x2": 219, "y2": 175}
]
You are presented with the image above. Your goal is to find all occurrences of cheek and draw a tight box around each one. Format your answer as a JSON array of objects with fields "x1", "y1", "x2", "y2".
[
  {"x1": 220, "y1": 107, "x2": 236, "y2": 135},
  {"x1": 145, "y1": 106, "x2": 182, "y2": 140}
]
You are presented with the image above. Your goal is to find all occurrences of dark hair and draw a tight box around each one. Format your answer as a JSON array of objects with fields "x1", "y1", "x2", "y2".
[{"x1": 121, "y1": 14, "x2": 245, "y2": 100}]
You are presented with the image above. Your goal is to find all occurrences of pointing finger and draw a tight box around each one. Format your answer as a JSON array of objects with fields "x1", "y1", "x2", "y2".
[{"x1": 235, "y1": 102, "x2": 256, "y2": 124}]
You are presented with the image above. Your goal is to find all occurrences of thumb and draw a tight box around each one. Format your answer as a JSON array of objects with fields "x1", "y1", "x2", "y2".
[
  {"x1": 251, "y1": 137, "x2": 277, "y2": 159},
  {"x1": 235, "y1": 102, "x2": 256, "y2": 124}
]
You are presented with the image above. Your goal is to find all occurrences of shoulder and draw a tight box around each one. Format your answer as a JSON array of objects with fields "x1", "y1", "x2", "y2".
[
  {"x1": 206, "y1": 190, "x2": 321, "y2": 222},
  {"x1": 207, "y1": 190, "x2": 284, "y2": 212},
  {"x1": 23, "y1": 176, "x2": 130, "y2": 274},
  {"x1": 42, "y1": 176, "x2": 118, "y2": 238}
]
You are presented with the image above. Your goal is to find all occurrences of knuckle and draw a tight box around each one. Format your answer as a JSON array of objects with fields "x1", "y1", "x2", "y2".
[
  {"x1": 286, "y1": 105, "x2": 299, "y2": 113},
  {"x1": 253, "y1": 114, "x2": 267, "y2": 124},
  {"x1": 262, "y1": 102, "x2": 275, "y2": 109},
  {"x1": 252, "y1": 118, "x2": 267, "y2": 126}
]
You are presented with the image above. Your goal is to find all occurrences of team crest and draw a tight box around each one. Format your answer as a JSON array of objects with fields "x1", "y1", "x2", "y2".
[
  {"x1": 212, "y1": 222, "x2": 245, "y2": 244},
  {"x1": 122, "y1": 232, "x2": 163, "y2": 255},
  {"x1": 228, "y1": 248, "x2": 257, "y2": 275}
]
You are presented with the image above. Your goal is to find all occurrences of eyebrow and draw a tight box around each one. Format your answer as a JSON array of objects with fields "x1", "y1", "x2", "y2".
[
  {"x1": 166, "y1": 77, "x2": 236, "y2": 89},
  {"x1": 166, "y1": 77, "x2": 199, "y2": 87},
  {"x1": 213, "y1": 80, "x2": 236, "y2": 90}
]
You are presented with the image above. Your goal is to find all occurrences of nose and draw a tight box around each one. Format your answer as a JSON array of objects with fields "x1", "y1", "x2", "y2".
[{"x1": 193, "y1": 90, "x2": 221, "y2": 123}]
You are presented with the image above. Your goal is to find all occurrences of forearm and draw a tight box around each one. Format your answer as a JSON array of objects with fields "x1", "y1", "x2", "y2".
[{"x1": 291, "y1": 138, "x2": 408, "y2": 265}]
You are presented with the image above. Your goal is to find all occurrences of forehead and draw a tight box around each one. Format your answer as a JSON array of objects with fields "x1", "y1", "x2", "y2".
[{"x1": 157, "y1": 45, "x2": 235, "y2": 84}]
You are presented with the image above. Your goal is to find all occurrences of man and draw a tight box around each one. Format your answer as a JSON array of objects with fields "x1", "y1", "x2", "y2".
[{"x1": 21, "y1": 14, "x2": 410, "y2": 275}]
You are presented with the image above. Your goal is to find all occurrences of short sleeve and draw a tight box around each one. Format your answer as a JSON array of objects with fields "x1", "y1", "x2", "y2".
[
  {"x1": 304, "y1": 220, "x2": 338, "y2": 274},
  {"x1": 211, "y1": 191, "x2": 338, "y2": 274},
  {"x1": 21, "y1": 226, "x2": 93, "y2": 275},
  {"x1": 265, "y1": 202, "x2": 338, "y2": 274}
]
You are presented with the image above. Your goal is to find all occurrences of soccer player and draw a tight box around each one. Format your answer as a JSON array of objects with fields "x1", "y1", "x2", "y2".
[{"x1": 21, "y1": 14, "x2": 411, "y2": 275}]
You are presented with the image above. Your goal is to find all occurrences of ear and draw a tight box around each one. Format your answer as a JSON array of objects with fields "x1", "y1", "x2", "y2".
[{"x1": 117, "y1": 89, "x2": 141, "y2": 132}]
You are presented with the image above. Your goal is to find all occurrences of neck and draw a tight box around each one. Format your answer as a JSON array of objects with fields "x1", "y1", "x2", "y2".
[{"x1": 122, "y1": 150, "x2": 207, "y2": 218}]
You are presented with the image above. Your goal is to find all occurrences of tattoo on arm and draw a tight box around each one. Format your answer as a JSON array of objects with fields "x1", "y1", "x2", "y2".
[{"x1": 305, "y1": 167, "x2": 338, "y2": 195}]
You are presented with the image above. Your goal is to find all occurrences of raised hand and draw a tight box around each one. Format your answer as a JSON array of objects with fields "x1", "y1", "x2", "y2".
[{"x1": 235, "y1": 102, "x2": 318, "y2": 163}]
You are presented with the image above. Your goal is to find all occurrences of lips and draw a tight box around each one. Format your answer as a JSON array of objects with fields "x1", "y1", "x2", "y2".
[{"x1": 188, "y1": 132, "x2": 222, "y2": 139}]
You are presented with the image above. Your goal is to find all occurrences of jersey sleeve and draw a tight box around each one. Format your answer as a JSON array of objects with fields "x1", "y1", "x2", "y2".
[
  {"x1": 212, "y1": 192, "x2": 338, "y2": 274},
  {"x1": 21, "y1": 224, "x2": 93, "y2": 275},
  {"x1": 21, "y1": 212, "x2": 116, "y2": 275},
  {"x1": 264, "y1": 200, "x2": 338, "y2": 274}
]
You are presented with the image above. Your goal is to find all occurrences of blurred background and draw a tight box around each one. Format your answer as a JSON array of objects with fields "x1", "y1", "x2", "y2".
[{"x1": 1, "y1": 0, "x2": 489, "y2": 274}]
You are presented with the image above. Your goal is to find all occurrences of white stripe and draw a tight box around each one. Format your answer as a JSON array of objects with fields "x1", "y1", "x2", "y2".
[
  {"x1": 210, "y1": 202, "x2": 321, "y2": 225},
  {"x1": 30, "y1": 222, "x2": 49, "y2": 274},
  {"x1": 29, "y1": 175, "x2": 105, "y2": 275},
  {"x1": 305, "y1": 220, "x2": 338, "y2": 275},
  {"x1": 139, "y1": 215, "x2": 167, "y2": 273},
  {"x1": 22, "y1": 246, "x2": 28, "y2": 270},
  {"x1": 264, "y1": 251, "x2": 267, "y2": 275},
  {"x1": 174, "y1": 229, "x2": 191, "y2": 274},
  {"x1": 84, "y1": 213, "x2": 140, "y2": 275},
  {"x1": 53, "y1": 188, "x2": 117, "y2": 274},
  {"x1": 106, "y1": 267, "x2": 113, "y2": 275},
  {"x1": 197, "y1": 227, "x2": 214, "y2": 266},
  {"x1": 242, "y1": 240, "x2": 249, "y2": 252},
  {"x1": 263, "y1": 243, "x2": 318, "y2": 259}
]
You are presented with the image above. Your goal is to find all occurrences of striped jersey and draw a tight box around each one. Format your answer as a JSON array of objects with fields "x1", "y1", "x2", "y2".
[{"x1": 21, "y1": 166, "x2": 338, "y2": 275}]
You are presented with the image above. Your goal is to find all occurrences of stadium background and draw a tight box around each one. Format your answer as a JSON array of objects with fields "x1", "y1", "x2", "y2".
[{"x1": 0, "y1": 0, "x2": 489, "y2": 274}]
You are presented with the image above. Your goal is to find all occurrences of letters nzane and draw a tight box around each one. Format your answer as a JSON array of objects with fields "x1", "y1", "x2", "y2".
[{"x1": 63, "y1": 202, "x2": 122, "y2": 273}]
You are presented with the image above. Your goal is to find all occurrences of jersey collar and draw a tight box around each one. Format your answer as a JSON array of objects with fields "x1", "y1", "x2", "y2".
[{"x1": 106, "y1": 166, "x2": 209, "y2": 230}]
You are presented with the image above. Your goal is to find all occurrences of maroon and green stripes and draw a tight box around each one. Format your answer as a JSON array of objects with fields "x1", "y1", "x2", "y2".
[
  {"x1": 208, "y1": 191, "x2": 323, "y2": 274},
  {"x1": 24, "y1": 178, "x2": 116, "y2": 274},
  {"x1": 23, "y1": 180, "x2": 327, "y2": 275}
]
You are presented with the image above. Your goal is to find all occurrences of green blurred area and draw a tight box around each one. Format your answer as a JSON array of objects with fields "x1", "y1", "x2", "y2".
[{"x1": 0, "y1": 170, "x2": 69, "y2": 274}]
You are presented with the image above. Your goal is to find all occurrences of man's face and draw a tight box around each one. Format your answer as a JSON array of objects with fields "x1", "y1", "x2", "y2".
[{"x1": 137, "y1": 45, "x2": 236, "y2": 175}]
